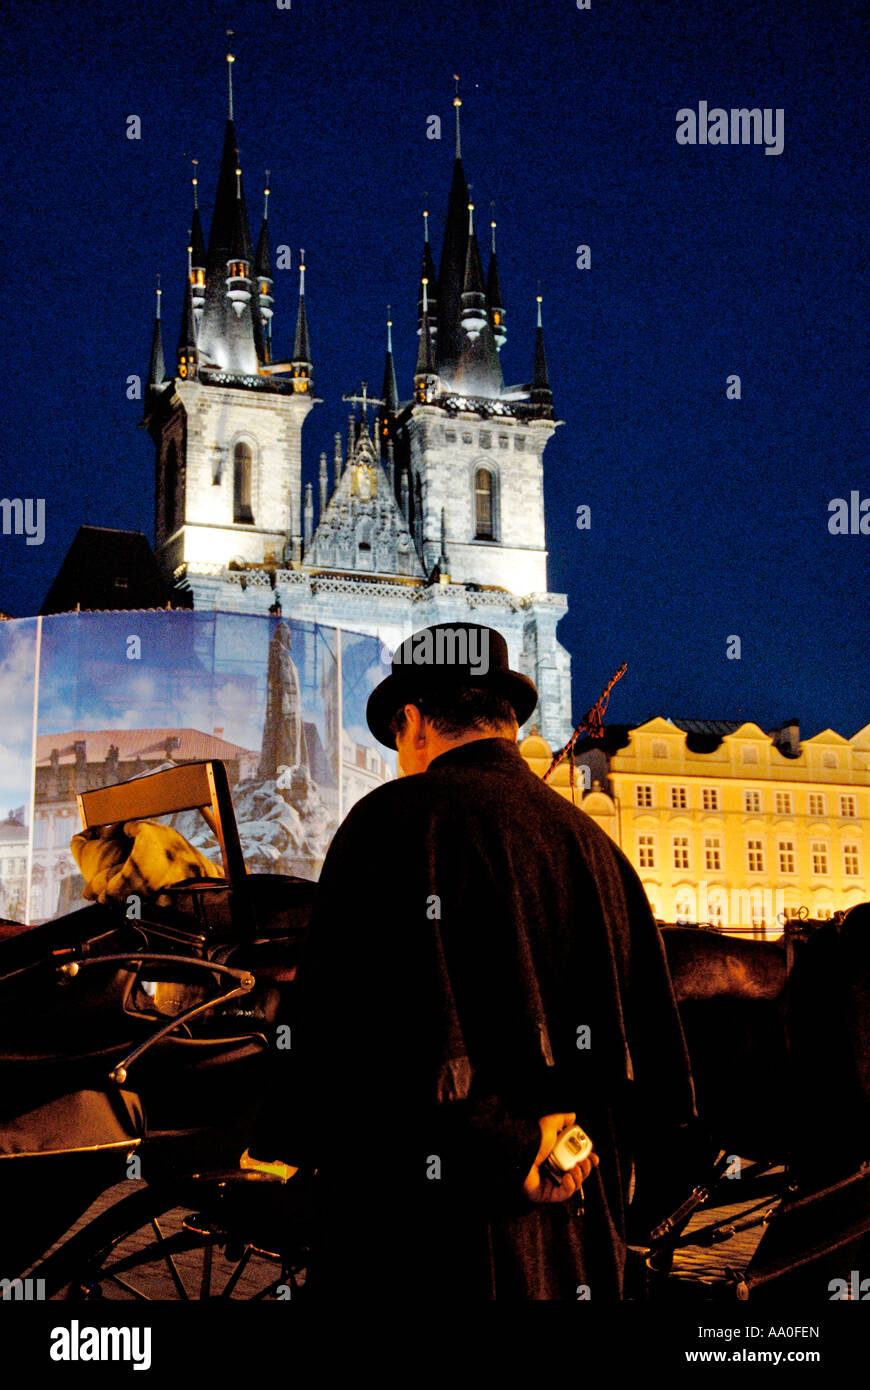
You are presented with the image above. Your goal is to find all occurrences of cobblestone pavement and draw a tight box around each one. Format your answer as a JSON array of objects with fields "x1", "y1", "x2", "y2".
[
  {"x1": 30, "y1": 1174, "x2": 776, "y2": 1302},
  {"x1": 33, "y1": 1181, "x2": 308, "y2": 1302}
]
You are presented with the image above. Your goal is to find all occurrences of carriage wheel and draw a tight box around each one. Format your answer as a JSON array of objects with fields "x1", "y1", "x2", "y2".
[{"x1": 31, "y1": 1175, "x2": 310, "y2": 1301}]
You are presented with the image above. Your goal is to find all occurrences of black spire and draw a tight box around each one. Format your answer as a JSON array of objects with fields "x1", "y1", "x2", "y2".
[
  {"x1": 531, "y1": 295, "x2": 553, "y2": 416},
  {"x1": 255, "y1": 177, "x2": 274, "y2": 362},
  {"x1": 290, "y1": 251, "x2": 313, "y2": 393},
  {"x1": 417, "y1": 208, "x2": 438, "y2": 341},
  {"x1": 201, "y1": 120, "x2": 252, "y2": 294},
  {"x1": 176, "y1": 263, "x2": 198, "y2": 380},
  {"x1": 435, "y1": 155, "x2": 471, "y2": 376},
  {"x1": 414, "y1": 278, "x2": 436, "y2": 394},
  {"x1": 486, "y1": 211, "x2": 506, "y2": 351},
  {"x1": 460, "y1": 202, "x2": 487, "y2": 331},
  {"x1": 229, "y1": 158, "x2": 249, "y2": 263},
  {"x1": 382, "y1": 309, "x2": 399, "y2": 413},
  {"x1": 453, "y1": 201, "x2": 503, "y2": 396},
  {"x1": 197, "y1": 53, "x2": 263, "y2": 372},
  {"x1": 432, "y1": 86, "x2": 503, "y2": 395},
  {"x1": 190, "y1": 162, "x2": 206, "y2": 269},
  {"x1": 147, "y1": 280, "x2": 167, "y2": 386},
  {"x1": 254, "y1": 180, "x2": 271, "y2": 279}
]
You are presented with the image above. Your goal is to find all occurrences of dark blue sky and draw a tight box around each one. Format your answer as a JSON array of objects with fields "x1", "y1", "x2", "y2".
[{"x1": 0, "y1": 0, "x2": 866, "y2": 738}]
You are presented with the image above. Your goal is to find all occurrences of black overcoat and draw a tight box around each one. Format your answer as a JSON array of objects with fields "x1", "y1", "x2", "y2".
[{"x1": 267, "y1": 737, "x2": 695, "y2": 1302}]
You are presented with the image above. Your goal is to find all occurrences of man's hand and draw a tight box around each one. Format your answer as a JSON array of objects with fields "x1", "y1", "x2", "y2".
[{"x1": 522, "y1": 1112, "x2": 598, "y2": 1204}]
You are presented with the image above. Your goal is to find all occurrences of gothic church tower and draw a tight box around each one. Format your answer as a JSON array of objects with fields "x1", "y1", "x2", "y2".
[
  {"x1": 144, "y1": 52, "x2": 315, "y2": 587},
  {"x1": 142, "y1": 63, "x2": 572, "y2": 745}
]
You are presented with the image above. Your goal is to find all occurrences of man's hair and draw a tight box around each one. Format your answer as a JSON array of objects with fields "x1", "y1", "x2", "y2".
[{"x1": 388, "y1": 685, "x2": 518, "y2": 742}]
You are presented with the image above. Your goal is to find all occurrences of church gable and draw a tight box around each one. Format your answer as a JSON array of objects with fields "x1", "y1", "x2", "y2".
[{"x1": 306, "y1": 425, "x2": 425, "y2": 579}]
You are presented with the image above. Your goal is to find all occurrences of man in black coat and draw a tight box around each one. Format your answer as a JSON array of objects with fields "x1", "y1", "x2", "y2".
[{"x1": 251, "y1": 622, "x2": 694, "y2": 1301}]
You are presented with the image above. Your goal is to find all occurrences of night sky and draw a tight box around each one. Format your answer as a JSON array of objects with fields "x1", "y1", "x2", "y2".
[{"x1": 1, "y1": 0, "x2": 866, "y2": 739}]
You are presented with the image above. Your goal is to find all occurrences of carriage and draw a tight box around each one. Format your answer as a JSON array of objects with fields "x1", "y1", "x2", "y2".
[{"x1": 1, "y1": 761, "x2": 867, "y2": 1301}]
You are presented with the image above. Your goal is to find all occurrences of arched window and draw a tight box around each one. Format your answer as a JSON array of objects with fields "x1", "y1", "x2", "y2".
[
  {"x1": 164, "y1": 440, "x2": 179, "y2": 535},
  {"x1": 474, "y1": 468, "x2": 494, "y2": 539},
  {"x1": 233, "y1": 442, "x2": 254, "y2": 523}
]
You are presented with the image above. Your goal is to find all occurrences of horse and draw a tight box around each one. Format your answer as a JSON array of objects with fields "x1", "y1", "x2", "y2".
[{"x1": 646, "y1": 907, "x2": 870, "y2": 1229}]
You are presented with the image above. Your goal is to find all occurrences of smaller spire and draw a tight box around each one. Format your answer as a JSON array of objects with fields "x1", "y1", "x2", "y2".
[
  {"x1": 453, "y1": 74, "x2": 462, "y2": 159},
  {"x1": 417, "y1": 204, "x2": 439, "y2": 340},
  {"x1": 487, "y1": 202, "x2": 507, "y2": 351},
  {"x1": 148, "y1": 276, "x2": 168, "y2": 387},
  {"x1": 229, "y1": 154, "x2": 248, "y2": 260},
  {"x1": 531, "y1": 293, "x2": 553, "y2": 416},
  {"x1": 382, "y1": 304, "x2": 399, "y2": 421},
  {"x1": 415, "y1": 276, "x2": 437, "y2": 393},
  {"x1": 255, "y1": 175, "x2": 272, "y2": 277},
  {"x1": 255, "y1": 172, "x2": 274, "y2": 359},
  {"x1": 291, "y1": 247, "x2": 313, "y2": 393},
  {"x1": 460, "y1": 203, "x2": 488, "y2": 340},
  {"x1": 226, "y1": 154, "x2": 252, "y2": 318},
  {"x1": 177, "y1": 271, "x2": 198, "y2": 380},
  {"x1": 381, "y1": 306, "x2": 399, "y2": 458},
  {"x1": 189, "y1": 160, "x2": 206, "y2": 325}
]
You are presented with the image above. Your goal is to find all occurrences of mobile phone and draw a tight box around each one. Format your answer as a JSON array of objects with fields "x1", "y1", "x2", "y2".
[{"x1": 543, "y1": 1124, "x2": 593, "y2": 1180}]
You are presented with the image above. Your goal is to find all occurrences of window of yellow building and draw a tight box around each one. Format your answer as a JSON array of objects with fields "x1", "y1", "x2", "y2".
[
  {"x1": 635, "y1": 785, "x2": 653, "y2": 808},
  {"x1": 775, "y1": 791, "x2": 793, "y2": 814},
  {"x1": 840, "y1": 795, "x2": 857, "y2": 818},
  {"x1": 747, "y1": 840, "x2": 764, "y2": 872},
  {"x1": 844, "y1": 844, "x2": 861, "y2": 876},
  {"x1": 744, "y1": 790, "x2": 761, "y2": 813},
  {"x1": 704, "y1": 837, "x2": 722, "y2": 871},
  {"x1": 811, "y1": 842, "x2": 829, "y2": 875},
  {"x1": 638, "y1": 835, "x2": 656, "y2": 867},
  {"x1": 671, "y1": 786, "x2": 687, "y2": 809},
  {"x1": 809, "y1": 793, "x2": 826, "y2": 816},
  {"x1": 702, "y1": 788, "x2": 719, "y2": 811},
  {"x1": 778, "y1": 841, "x2": 796, "y2": 874},
  {"x1": 673, "y1": 837, "x2": 689, "y2": 869}
]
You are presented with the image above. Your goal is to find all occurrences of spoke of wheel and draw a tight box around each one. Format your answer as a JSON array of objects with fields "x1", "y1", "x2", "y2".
[
  {"x1": 103, "y1": 1273, "x2": 152, "y2": 1301},
  {"x1": 200, "y1": 1238, "x2": 213, "y2": 1299},
  {"x1": 151, "y1": 1217, "x2": 189, "y2": 1300},
  {"x1": 218, "y1": 1246, "x2": 253, "y2": 1298}
]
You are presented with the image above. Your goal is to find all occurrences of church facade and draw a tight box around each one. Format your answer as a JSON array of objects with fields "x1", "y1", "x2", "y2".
[{"x1": 144, "y1": 65, "x2": 573, "y2": 746}]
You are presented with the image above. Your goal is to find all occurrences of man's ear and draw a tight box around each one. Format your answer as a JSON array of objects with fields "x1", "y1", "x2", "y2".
[{"x1": 404, "y1": 703, "x2": 427, "y2": 744}]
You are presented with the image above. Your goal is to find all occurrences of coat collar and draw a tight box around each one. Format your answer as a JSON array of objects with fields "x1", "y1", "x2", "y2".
[{"x1": 426, "y1": 737, "x2": 528, "y2": 773}]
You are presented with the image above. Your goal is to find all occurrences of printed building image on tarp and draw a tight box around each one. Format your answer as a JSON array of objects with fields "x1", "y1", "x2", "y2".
[
  {"x1": 0, "y1": 611, "x2": 393, "y2": 926},
  {"x1": 0, "y1": 618, "x2": 38, "y2": 923}
]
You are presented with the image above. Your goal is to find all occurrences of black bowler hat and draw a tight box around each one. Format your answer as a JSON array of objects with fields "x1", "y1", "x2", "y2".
[{"x1": 366, "y1": 622, "x2": 538, "y2": 748}]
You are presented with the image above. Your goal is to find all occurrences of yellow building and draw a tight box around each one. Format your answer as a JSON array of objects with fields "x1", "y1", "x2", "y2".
[{"x1": 521, "y1": 718, "x2": 870, "y2": 937}]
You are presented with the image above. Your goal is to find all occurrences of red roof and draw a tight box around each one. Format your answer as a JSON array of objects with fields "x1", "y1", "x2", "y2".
[{"x1": 35, "y1": 728, "x2": 255, "y2": 765}]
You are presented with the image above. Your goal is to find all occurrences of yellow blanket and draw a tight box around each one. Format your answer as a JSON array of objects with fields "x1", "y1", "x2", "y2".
[{"x1": 70, "y1": 820, "x2": 224, "y2": 907}]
